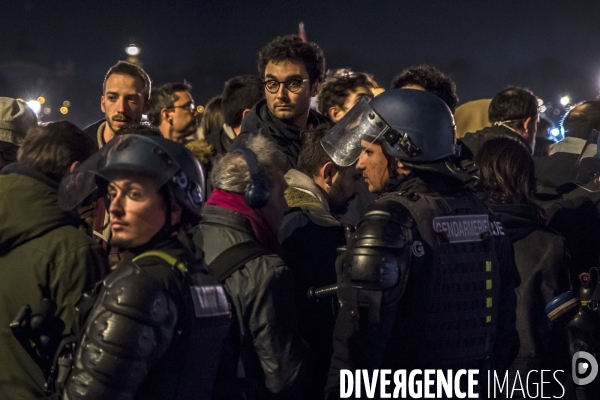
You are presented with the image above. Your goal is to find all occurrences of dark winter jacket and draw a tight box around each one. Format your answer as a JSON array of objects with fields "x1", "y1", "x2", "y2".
[
  {"x1": 193, "y1": 205, "x2": 307, "y2": 399},
  {"x1": 462, "y1": 124, "x2": 530, "y2": 157},
  {"x1": 0, "y1": 163, "x2": 108, "y2": 400},
  {"x1": 231, "y1": 99, "x2": 329, "y2": 171},
  {"x1": 487, "y1": 202, "x2": 570, "y2": 394},
  {"x1": 206, "y1": 124, "x2": 235, "y2": 156},
  {"x1": 279, "y1": 169, "x2": 343, "y2": 399},
  {"x1": 535, "y1": 137, "x2": 600, "y2": 283}
]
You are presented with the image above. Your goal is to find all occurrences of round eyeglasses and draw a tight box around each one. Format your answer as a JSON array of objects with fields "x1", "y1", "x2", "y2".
[{"x1": 263, "y1": 78, "x2": 309, "y2": 94}]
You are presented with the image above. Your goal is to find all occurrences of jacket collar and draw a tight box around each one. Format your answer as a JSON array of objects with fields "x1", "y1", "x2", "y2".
[{"x1": 2, "y1": 162, "x2": 59, "y2": 190}]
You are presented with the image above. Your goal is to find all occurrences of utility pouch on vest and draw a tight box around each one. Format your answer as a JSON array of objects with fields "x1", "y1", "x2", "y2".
[{"x1": 386, "y1": 191, "x2": 502, "y2": 369}]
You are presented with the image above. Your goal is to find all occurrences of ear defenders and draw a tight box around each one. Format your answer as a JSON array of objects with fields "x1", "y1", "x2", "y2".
[{"x1": 232, "y1": 147, "x2": 270, "y2": 209}]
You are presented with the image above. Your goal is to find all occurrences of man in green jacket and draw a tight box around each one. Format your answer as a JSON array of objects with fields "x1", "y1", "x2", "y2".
[{"x1": 0, "y1": 121, "x2": 108, "y2": 400}]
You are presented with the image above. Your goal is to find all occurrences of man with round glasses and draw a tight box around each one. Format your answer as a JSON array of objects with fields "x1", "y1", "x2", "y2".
[{"x1": 231, "y1": 34, "x2": 328, "y2": 171}]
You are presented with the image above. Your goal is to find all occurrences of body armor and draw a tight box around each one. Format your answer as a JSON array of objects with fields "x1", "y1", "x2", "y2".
[
  {"x1": 337, "y1": 187, "x2": 504, "y2": 372},
  {"x1": 64, "y1": 250, "x2": 233, "y2": 400}
]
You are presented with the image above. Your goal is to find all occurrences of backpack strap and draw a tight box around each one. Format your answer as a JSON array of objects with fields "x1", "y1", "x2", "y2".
[
  {"x1": 208, "y1": 241, "x2": 269, "y2": 283},
  {"x1": 133, "y1": 250, "x2": 188, "y2": 273}
]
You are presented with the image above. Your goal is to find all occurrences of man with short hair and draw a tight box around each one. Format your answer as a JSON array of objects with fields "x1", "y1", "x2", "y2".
[
  {"x1": 279, "y1": 123, "x2": 362, "y2": 398},
  {"x1": 0, "y1": 97, "x2": 37, "y2": 171},
  {"x1": 232, "y1": 34, "x2": 328, "y2": 171},
  {"x1": 0, "y1": 121, "x2": 108, "y2": 400},
  {"x1": 207, "y1": 75, "x2": 264, "y2": 155},
  {"x1": 317, "y1": 69, "x2": 375, "y2": 122},
  {"x1": 84, "y1": 61, "x2": 152, "y2": 148},
  {"x1": 61, "y1": 133, "x2": 236, "y2": 399},
  {"x1": 462, "y1": 86, "x2": 539, "y2": 155},
  {"x1": 391, "y1": 64, "x2": 459, "y2": 113},
  {"x1": 321, "y1": 89, "x2": 519, "y2": 398},
  {"x1": 148, "y1": 82, "x2": 199, "y2": 143},
  {"x1": 194, "y1": 135, "x2": 307, "y2": 399}
]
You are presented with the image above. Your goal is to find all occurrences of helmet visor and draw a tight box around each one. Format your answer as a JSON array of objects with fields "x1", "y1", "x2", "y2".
[
  {"x1": 320, "y1": 98, "x2": 391, "y2": 167},
  {"x1": 571, "y1": 129, "x2": 600, "y2": 192}
]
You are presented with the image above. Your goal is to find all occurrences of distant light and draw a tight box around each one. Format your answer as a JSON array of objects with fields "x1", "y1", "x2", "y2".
[
  {"x1": 26, "y1": 100, "x2": 41, "y2": 115},
  {"x1": 63, "y1": 100, "x2": 71, "y2": 107},
  {"x1": 196, "y1": 105, "x2": 205, "y2": 113},
  {"x1": 537, "y1": 98, "x2": 544, "y2": 106},
  {"x1": 59, "y1": 106, "x2": 69, "y2": 115},
  {"x1": 553, "y1": 109, "x2": 561, "y2": 116},
  {"x1": 37, "y1": 96, "x2": 46, "y2": 105},
  {"x1": 539, "y1": 105, "x2": 547, "y2": 113},
  {"x1": 560, "y1": 96, "x2": 570, "y2": 106},
  {"x1": 551, "y1": 127, "x2": 560, "y2": 137},
  {"x1": 43, "y1": 107, "x2": 51, "y2": 115},
  {"x1": 126, "y1": 44, "x2": 140, "y2": 56}
]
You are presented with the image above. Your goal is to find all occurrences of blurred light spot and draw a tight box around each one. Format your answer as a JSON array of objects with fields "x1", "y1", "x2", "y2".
[
  {"x1": 60, "y1": 107, "x2": 69, "y2": 115},
  {"x1": 539, "y1": 105, "x2": 547, "y2": 113},
  {"x1": 560, "y1": 96, "x2": 570, "y2": 106},
  {"x1": 196, "y1": 105, "x2": 205, "y2": 113},
  {"x1": 37, "y1": 96, "x2": 46, "y2": 104},
  {"x1": 26, "y1": 100, "x2": 41, "y2": 115},
  {"x1": 63, "y1": 100, "x2": 71, "y2": 107},
  {"x1": 551, "y1": 128, "x2": 560, "y2": 137},
  {"x1": 553, "y1": 109, "x2": 561, "y2": 116},
  {"x1": 43, "y1": 107, "x2": 51, "y2": 115},
  {"x1": 126, "y1": 44, "x2": 140, "y2": 56},
  {"x1": 537, "y1": 98, "x2": 544, "y2": 106}
]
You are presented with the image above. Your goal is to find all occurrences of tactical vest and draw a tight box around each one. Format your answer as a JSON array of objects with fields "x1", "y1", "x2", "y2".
[
  {"x1": 55, "y1": 250, "x2": 234, "y2": 400},
  {"x1": 132, "y1": 251, "x2": 234, "y2": 400},
  {"x1": 381, "y1": 190, "x2": 503, "y2": 371}
]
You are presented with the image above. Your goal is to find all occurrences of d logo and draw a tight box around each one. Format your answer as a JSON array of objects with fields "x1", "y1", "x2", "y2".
[{"x1": 572, "y1": 351, "x2": 599, "y2": 386}]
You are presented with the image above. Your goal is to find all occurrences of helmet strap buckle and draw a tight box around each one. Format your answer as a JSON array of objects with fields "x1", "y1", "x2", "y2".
[{"x1": 395, "y1": 131, "x2": 422, "y2": 158}]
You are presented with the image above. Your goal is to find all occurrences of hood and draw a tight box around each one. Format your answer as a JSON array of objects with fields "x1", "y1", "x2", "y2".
[
  {"x1": 284, "y1": 169, "x2": 330, "y2": 213},
  {"x1": 486, "y1": 202, "x2": 540, "y2": 242},
  {"x1": 455, "y1": 99, "x2": 492, "y2": 139},
  {"x1": 0, "y1": 163, "x2": 80, "y2": 255}
]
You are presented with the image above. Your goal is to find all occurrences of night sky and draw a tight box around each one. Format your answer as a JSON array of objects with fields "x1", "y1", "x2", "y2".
[{"x1": 3, "y1": 0, "x2": 600, "y2": 127}]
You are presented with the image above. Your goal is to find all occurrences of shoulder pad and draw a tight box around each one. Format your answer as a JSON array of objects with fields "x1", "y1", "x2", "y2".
[
  {"x1": 101, "y1": 261, "x2": 175, "y2": 328},
  {"x1": 354, "y1": 197, "x2": 414, "y2": 249}
]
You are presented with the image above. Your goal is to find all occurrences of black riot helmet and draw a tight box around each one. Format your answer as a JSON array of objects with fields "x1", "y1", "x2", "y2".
[
  {"x1": 59, "y1": 134, "x2": 205, "y2": 225},
  {"x1": 321, "y1": 89, "x2": 457, "y2": 170}
]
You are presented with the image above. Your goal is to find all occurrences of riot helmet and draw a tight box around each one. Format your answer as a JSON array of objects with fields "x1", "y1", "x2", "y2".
[
  {"x1": 321, "y1": 89, "x2": 456, "y2": 168},
  {"x1": 59, "y1": 134, "x2": 204, "y2": 224}
]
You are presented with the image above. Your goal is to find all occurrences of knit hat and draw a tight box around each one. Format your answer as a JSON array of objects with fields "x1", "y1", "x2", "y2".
[{"x1": 0, "y1": 97, "x2": 38, "y2": 145}]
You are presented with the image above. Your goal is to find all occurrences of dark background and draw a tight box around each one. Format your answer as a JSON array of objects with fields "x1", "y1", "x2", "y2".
[{"x1": 2, "y1": 0, "x2": 600, "y2": 128}]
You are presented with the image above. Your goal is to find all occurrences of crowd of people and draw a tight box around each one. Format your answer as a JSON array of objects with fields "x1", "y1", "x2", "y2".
[{"x1": 0, "y1": 33, "x2": 599, "y2": 400}]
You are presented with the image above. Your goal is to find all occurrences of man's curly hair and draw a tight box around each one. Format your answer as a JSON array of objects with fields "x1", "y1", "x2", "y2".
[
  {"x1": 317, "y1": 69, "x2": 376, "y2": 115},
  {"x1": 390, "y1": 65, "x2": 458, "y2": 113},
  {"x1": 257, "y1": 35, "x2": 326, "y2": 85}
]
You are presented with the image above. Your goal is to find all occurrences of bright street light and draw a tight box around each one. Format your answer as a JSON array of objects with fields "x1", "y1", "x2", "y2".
[
  {"x1": 126, "y1": 44, "x2": 140, "y2": 56},
  {"x1": 26, "y1": 100, "x2": 41, "y2": 115},
  {"x1": 560, "y1": 96, "x2": 570, "y2": 106}
]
